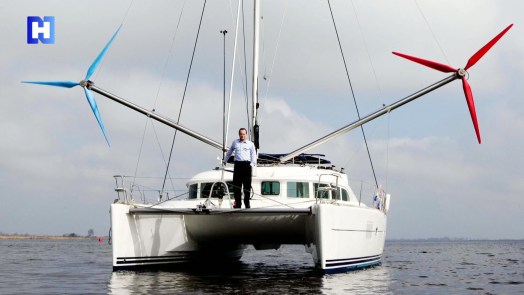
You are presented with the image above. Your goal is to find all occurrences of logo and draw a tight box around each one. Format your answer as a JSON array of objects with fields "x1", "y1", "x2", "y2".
[{"x1": 27, "y1": 16, "x2": 55, "y2": 44}]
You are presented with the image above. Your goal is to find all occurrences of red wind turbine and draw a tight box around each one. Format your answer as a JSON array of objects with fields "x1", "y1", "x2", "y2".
[{"x1": 393, "y1": 24, "x2": 513, "y2": 144}]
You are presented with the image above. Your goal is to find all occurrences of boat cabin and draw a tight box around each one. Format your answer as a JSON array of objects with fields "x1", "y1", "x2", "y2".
[{"x1": 186, "y1": 153, "x2": 359, "y2": 204}]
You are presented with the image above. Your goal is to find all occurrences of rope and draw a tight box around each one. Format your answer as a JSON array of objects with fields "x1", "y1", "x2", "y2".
[
  {"x1": 161, "y1": 0, "x2": 207, "y2": 195},
  {"x1": 327, "y1": 0, "x2": 379, "y2": 189}
]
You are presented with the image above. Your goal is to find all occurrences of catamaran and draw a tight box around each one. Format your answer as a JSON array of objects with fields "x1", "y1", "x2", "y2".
[{"x1": 23, "y1": 1, "x2": 512, "y2": 273}]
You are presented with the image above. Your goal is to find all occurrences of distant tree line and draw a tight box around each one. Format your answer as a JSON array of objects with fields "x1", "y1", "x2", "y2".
[
  {"x1": 1, "y1": 229, "x2": 96, "y2": 237},
  {"x1": 63, "y1": 229, "x2": 95, "y2": 237}
]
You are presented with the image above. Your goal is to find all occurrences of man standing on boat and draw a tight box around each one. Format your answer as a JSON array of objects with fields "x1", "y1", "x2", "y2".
[{"x1": 224, "y1": 128, "x2": 257, "y2": 208}]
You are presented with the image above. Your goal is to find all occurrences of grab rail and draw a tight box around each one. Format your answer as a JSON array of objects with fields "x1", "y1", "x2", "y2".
[
  {"x1": 315, "y1": 173, "x2": 340, "y2": 202},
  {"x1": 113, "y1": 175, "x2": 128, "y2": 202},
  {"x1": 204, "y1": 181, "x2": 233, "y2": 208}
]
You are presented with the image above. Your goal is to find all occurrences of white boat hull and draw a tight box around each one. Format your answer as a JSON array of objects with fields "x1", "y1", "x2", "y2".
[
  {"x1": 111, "y1": 201, "x2": 386, "y2": 273},
  {"x1": 310, "y1": 204, "x2": 386, "y2": 273}
]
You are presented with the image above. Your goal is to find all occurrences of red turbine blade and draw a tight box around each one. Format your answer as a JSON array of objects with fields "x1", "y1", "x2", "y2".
[
  {"x1": 461, "y1": 77, "x2": 481, "y2": 144},
  {"x1": 465, "y1": 24, "x2": 513, "y2": 70},
  {"x1": 393, "y1": 52, "x2": 457, "y2": 73}
]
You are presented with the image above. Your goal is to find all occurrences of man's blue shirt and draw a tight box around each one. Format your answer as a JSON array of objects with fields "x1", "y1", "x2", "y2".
[{"x1": 225, "y1": 139, "x2": 257, "y2": 166}]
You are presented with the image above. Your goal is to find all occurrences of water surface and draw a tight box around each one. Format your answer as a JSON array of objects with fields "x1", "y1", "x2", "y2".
[{"x1": 0, "y1": 239, "x2": 522, "y2": 294}]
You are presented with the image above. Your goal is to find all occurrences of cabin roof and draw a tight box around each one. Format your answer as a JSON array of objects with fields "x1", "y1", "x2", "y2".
[{"x1": 259, "y1": 153, "x2": 331, "y2": 165}]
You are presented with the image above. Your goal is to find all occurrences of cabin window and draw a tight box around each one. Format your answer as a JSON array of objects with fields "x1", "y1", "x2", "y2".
[
  {"x1": 333, "y1": 187, "x2": 340, "y2": 200},
  {"x1": 261, "y1": 181, "x2": 280, "y2": 195},
  {"x1": 287, "y1": 182, "x2": 309, "y2": 198},
  {"x1": 188, "y1": 184, "x2": 198, "y2": 199},
  {"x1": 200, "y1": 182, "x2": 232, "y2": 198},
  {"x1": 334, "y1": 187, "x2": 349, "y2": 201},
  {"x1": 314, "y1": 183, "x2": 331, "y2": 199},
  {"x1": 341, "y1": 188, "x2": 349, "y2": 201}
]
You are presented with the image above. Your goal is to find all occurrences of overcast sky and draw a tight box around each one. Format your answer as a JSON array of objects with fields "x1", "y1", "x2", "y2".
[{"x1": 1, "y1": 0, "x2": 522, "y2": 239}]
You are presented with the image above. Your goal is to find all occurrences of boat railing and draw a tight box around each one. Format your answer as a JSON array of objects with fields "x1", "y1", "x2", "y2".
[
  {"x1": 130, "y1": 184, "x2": 146, "y2": 203},
  {"x1": 113, "y1": 175, "x2": 128, "y2": 202},
  {"x1": 352, "y1": 179, "x2": 389, "y2": 212},
  {"x1": 203, "y1": 181, "x2": 233, "y2": 208},
  {"x1": 315, "y1": 173, "x2": 340, "y2": 203},
  {"x1": 112, "y1": 175, "x2": 188, "y2": 204},
  {"x1": 113, "y1": 175, "x2": 145, "y2": 203}
]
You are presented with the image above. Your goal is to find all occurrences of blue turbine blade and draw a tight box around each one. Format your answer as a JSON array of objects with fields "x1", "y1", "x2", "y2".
[
  {"x1": 85, "y1": 26, "x2": 122, "y2": 80},
  {"x1": 22, "y1": 81, "x2": 79, "y2": 88},
  {"x1": 83, "y1": 87, "x2": 110, "y2": 146}
]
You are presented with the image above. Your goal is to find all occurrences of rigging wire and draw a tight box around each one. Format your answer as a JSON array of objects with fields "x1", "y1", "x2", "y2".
[
  {"x1": 262, "y1": 0, "x2": 288, "y2": 104},
  {"x1": 414, "y1": 0, "x2": 450, "y2": 65},
  {"x1": 161, "y1": 0, "x2": 208, "y2": 195},
  {"x1": 118, "y1": 0, "x2": 140, "y2": 194},
  {"x1": 225, "y1": 1, "x2": 243, "y2": 152},
  {"x1": 341, "y1": 0, "x2": 388, "y2": 186},
  {"x1": 327, "y1": 0, "x2": 379, "y2": 189},
  {"x1": 225, "y1": 0, "x2": 251, "y2": 138},
  {"x1": 92, "y1": 0, "x2": 135, "y2": 82},
  {"x1": 93, "y1": 0, "x2": 144, "y2": 193},
  {"x1": 131, "y1": 1, "x2": 187, "y2": 196},
  {"x1": 151, "y1": 118, "x2": 176, "y2": 184},
  {"x1": 241, "y1": 1, "x2": 251, "y2": 131},
  {"x1": 349, "y1": 0, "x2": 383, "y2": 102},
  {"x1": 221, "y1": 29, "x2": 227, "y2": 161},
  {"x1": 385, "y1": 109, "x2": 391, "y2": 197},
  {"x1": 228, "y1": 0, "x2": 251, "y2": 134}
]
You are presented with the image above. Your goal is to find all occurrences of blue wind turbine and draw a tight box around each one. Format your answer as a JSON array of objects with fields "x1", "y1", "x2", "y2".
[{"x1": 22, "y1": 26, "x2": 122, "y2": 146}]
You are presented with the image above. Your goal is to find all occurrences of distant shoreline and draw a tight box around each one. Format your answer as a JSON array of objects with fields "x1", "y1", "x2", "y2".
[{"x1": 0, "y1": 235, "x2": 100, "y2": 240}]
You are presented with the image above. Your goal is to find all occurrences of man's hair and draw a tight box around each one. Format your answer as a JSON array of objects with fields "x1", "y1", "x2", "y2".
[{"x1": 239, "y1": 128, "x2": 247, "y2": 134}]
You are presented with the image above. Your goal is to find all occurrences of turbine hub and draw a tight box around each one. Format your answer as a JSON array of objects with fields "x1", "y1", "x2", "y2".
[{"x1": 79, "y1": 80, "x2": 94, "y2": 88}]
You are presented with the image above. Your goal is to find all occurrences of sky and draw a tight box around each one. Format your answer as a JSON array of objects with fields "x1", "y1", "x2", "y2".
[{"x1": 0, "y1": 0, "x2": 522, "y2": 239}]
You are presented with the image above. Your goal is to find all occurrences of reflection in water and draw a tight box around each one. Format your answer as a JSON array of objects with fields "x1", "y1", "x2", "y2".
[
  {"x1": 108, "y1": 245, "x2": 392, "y2": 294},
  {"x1": 322, "y1": 266, "x2": 392, "y2": 295}
]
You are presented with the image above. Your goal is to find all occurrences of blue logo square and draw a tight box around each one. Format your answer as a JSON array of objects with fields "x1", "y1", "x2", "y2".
[{"x1": 27, "y1": 16, "x2": 55, "y2": 44}]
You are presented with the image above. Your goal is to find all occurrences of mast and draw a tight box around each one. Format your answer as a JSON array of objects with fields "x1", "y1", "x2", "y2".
[{"x1": 252, "y1": 0, "x2": 260, "y2": 149}]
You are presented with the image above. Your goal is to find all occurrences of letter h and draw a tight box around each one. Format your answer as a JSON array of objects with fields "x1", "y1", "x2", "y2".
[{"x1": 27, "y1": 16, "x2": 55, "y2": 44}]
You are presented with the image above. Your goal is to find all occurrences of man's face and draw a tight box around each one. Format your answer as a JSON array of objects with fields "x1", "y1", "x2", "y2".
[{"x1": 239, "y1": 130, "x2": 247, "y2": 141}]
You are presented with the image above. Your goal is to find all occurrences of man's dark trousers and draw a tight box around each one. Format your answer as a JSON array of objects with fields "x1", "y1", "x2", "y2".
[{"x1": 233, "y1": 161, "x2": 252, "y2": 208}]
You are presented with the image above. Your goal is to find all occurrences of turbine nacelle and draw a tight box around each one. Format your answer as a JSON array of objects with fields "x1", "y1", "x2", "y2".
[
  {"x1": 457, "y1": 68, "x2": 467, "y2": 78},
  {"x1": 79, "y1": 80, "x2": 91, "y2": 88}
]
